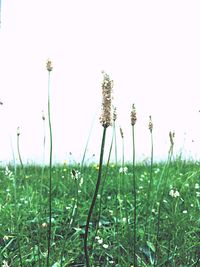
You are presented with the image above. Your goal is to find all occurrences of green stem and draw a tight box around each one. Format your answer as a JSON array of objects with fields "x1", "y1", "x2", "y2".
[
  {"x1": 132, "y1": 125, "x2": 137, "y2": 267},
  {"x1": 144, "y1": 131, "x2": 153, "y2": 241},
  {"x1": 84, "y1": 126, "x2": 107, "y2": 267},
  {"x1": 17, "y1": 133, "x2": 24, "y2": 171},
  {"x1": 46, "y1": 71, "x2": 53, "y2": 267}
]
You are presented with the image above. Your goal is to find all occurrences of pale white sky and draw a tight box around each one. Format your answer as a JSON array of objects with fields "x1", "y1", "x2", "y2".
[{"x1": 0, "y1": 0, "x2": 200, "y2": 165}]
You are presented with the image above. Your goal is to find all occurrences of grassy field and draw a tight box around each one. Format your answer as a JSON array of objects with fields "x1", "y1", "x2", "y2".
[
  {"x1": 0, "y1": 66, "x2": 199, "y2": 266},
  {"x1": 0, "y1": 160, "x2": 199, "y2": 266}
]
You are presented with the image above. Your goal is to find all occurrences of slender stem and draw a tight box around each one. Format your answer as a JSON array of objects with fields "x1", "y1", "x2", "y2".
[
  {"x1": 84, "y1": 126, "x2": 107, "y2": 267},
  {"x1": 17, "y1": 133, "x2": 24, "y2": 171},
  {"x1": 132, "y1": 125, "x2": 137, "y2": 267},
  {"x1": 46, "y1": 71, "x2": 53, "y2": 267},
  {"x1": 144, "y1": 131, "x2": 153, "y2": 241},
  {"x1": 154, "y1": 146, "x2": 173, "y2": 266}
]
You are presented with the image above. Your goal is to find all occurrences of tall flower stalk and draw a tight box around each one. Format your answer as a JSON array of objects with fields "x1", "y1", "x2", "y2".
[
  {"x1": 46, "y1": 59, "x2": 53, "y2": 267},
  {"x1": 131, "y1": 104, "x2": 137, "y2": 267},
  {"x1": 84, "y1": 72, "x2": 113, "y2": 267},
  {"x1": 144, "y1": 115, "x2": 154, "y2": 241},
  {"x1": 154, "y1": 131, "x2": 175, "y2": 266}
]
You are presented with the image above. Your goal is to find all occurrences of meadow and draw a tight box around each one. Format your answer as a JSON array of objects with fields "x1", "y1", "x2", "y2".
[
  {"x1": 0, "y1": 64, "x2": 199, "y2": 266},
  {"x1": 0, "y1": 160, "x2": 199, "y2": 266}
]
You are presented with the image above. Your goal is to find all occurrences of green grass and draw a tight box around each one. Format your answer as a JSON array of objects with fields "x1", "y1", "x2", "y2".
[{"x1": 0, "y1": 160, "x2": 199, "y2": 266}]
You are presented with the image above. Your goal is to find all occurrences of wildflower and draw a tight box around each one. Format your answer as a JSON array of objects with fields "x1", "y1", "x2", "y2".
[
  {"x1": 46, "y1": 59, "x2": 53, "y2": 72},
  {"x1": 148, "y1": 116, "x2": 153, "y2": 132},
  {"x1": 103, "y1": 244, "x2": 109, "y2": 249},
  {"x1": 42, "y1": 222, "x2": 47, "y2": 228},
  {"x1": 196, "y1": 192, "x2": 200, "y2": 197},
  {"x1": 182, "y1": 210, "x2": 187, "y2": 214},
  {"x1": 169, "y1": 189, "x2": 180, "y2": 198},
  {"x1": 71, "y1": 169, "x2": 81, "y2": 180},
  {"x1": 2, "y1": 260, "x2": 9, "y2": 267},
  {"x1": 131, "y1": 104, "x2": 137, "y2": 126},
  {"x1": 119, "y1": 166, "x2": 128, "y2": 174},
  {"x1": 195, "y1": 183, "x2": 199, "y2": 189},
  {"x1": 98, "y1": 238, "x2": 103, "y2": 244},
  {"x1": 99, "y1": 71, "x2": 113, "y2": 128}
]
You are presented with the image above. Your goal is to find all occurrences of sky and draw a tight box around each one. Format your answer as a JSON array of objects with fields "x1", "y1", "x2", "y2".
[{"x1": 0, "y1": 0, "x2": 200, "y2": 165}]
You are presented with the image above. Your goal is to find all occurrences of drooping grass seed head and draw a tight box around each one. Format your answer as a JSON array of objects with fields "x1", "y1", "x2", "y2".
[
  {"x1": 148, "y1": 115, "x2": 153, "y2": 133},
  {"x1": 131, "y1": 104, "x2": 137, "y2": 126},
  {"x1": 99, "y1": 71, "x2": 113, "y2": 128},
  {"x1": 46, "y1": 59, "x2": 53, "y2": 72}
]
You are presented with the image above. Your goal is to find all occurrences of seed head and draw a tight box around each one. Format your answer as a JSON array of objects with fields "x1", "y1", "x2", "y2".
[
  {"x1": 46, "y1": 59, "x2": 53, "y2": 72},
  {"x1": 99, "y1": 71, "x2": 113, "y2": 128},
  {"x1": 148, "y1": 116, "x2": 153, "y2": 133},
  {"x1": 131, "y1": 104, "x2": 137, "y2": 125},
  {"x1": 42, "y1": 110, "x2": 45, "y2": 121},
  {"x1": 17, "y1": 127, "x2": 20, "y2": 136},
  {"x1": 113, "y1": 107, "x2": 117, "y2": 122}
]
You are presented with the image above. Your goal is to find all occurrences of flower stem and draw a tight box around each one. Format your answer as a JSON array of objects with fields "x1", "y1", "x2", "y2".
[
  {"x1": 132, "y1": 124, "x2": 137, "y2": 267},
  {"x1": 84, "y1": 126, "x2": 107, "y2": 267},
  {"x1": 46, "y1": 71, "x2": 53, "y2": 267}
]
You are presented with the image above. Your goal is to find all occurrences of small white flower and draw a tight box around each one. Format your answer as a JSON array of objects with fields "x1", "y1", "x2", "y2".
[
  {"x1": 154, "y1": 168, "x2": 160, "y2": 174},
  {"x1": 102, "y1": 244, "x2": 109, "y2": 249},
  {"x1": 196, "y1": 192, "x2": 200, "y2": 197},
  {"x1": 190, "y1": 204, "x2": 194, "y2": 207},
  {"x1": 195, "y1": 183, "x2": 199, "y2": 189},
  {"x1": 169, "y1": 189, "x2": 180, "y2": 198},
  {"x1": 119, "y1": 166, "x2": 128, "y2": 174},
  {"x1": 122, "y1": 217, "x2": 127, "y2": 223},
  {"x1": 182, "y1": 210, "x2": 187, "y2": 214},
  {"x1": 107, "y1": 196, "x2": 111, "y2": 200},
  {"x1": 98, "y1": 238, "x2": 103, "y2": 244}
]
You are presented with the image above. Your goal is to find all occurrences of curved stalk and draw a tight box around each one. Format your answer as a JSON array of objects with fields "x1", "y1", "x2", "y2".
[{"x1": 84, "y1": 126, "x2": 107, "y2": 267}]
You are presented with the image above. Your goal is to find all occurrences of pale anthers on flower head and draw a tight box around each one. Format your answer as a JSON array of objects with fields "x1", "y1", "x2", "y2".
[
  {"x1": 46, "y1": 59, "x2": 53, "y2": 72},
  {"x1": 99, "y1": 71, "x2": 113, "y2": 128},
  {"x1": 131, "y1": 103, "x2": 137, "y2": 126}
]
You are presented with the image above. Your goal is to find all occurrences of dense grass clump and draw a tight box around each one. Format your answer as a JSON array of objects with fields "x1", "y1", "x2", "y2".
[{"x1": 0, "y1": 160, "x2": 199, "y2": 266}]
